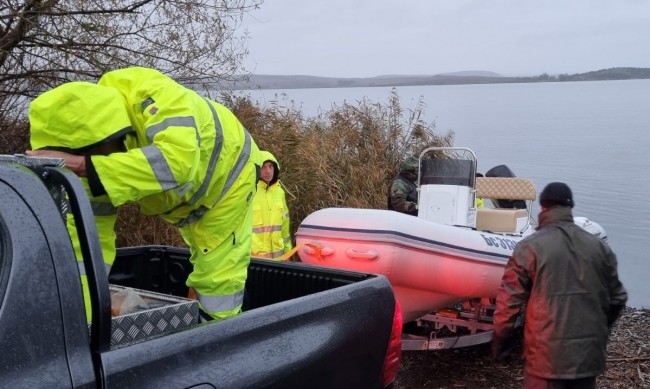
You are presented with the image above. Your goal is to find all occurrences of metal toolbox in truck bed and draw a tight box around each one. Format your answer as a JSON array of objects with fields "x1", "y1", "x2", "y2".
[{"x1": 109, "y1": 284, "x2": 199, "y2": 348}]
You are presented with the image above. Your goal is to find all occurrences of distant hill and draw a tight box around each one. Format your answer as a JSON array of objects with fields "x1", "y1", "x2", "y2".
[
  {"x1": 374, "y1": 71, "x2": 503, "y2": 78},
  {"x1": 437, "y1": 70, "x2": 503, "y2": 77},
  {"x1": 558, "y1": 67, "x2": 650, "y2": 81},
  {"x1": 224, "y1": 67, "x2": 650, "y2": 90}
]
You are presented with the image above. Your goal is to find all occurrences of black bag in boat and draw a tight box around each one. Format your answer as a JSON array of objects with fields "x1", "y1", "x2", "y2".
[{"x1": 485, "y1": 165, "x2": 527, "y2": 209}]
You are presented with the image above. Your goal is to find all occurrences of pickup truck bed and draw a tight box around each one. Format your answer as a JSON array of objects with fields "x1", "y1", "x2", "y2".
[{"x1": 0, "y1": 157, "x2": 401, "y2": 388}]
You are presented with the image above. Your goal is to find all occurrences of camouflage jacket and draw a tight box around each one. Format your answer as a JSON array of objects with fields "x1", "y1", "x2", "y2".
[{"x1": 387, "y1": 173, "x2": 417, "y2": 216}]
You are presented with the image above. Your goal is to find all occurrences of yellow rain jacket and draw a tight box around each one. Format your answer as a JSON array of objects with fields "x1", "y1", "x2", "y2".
[
  {"x1": 29, "y1": 67, "x2": 260, "y2": 321},
  {"x1": 252, "y1": 151, "x2": 292, "y2": 260}
]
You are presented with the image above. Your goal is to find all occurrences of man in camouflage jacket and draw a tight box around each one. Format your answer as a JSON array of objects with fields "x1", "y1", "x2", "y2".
[{"x1": 387, "y1": 156, "x2": 419, "y2": 216}]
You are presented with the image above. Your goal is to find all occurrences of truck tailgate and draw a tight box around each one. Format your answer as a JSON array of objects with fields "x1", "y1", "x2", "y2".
[{"x1": 104, "y1": 246, "x2": 396, "y2": 388}]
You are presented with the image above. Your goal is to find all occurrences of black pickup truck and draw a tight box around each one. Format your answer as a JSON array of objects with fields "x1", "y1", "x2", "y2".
[{"x1": 0, "y1": 156, "x2": 402, "y2": 388}]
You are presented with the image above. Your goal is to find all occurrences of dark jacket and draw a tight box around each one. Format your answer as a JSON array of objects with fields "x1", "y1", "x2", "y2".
[
  {"x1": 387, "y1": 173, "x2": 418, "y2": 216},
  {"x1": 493, "y1": 207, "x2": 627, "y2": 379}
]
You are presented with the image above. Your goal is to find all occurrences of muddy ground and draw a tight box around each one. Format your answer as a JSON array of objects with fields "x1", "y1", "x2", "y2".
[{"x1": 394, "y1": 307, "x2": 650, "y2": 389}]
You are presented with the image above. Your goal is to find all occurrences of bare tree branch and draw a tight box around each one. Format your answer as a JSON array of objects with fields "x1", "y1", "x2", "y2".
[{"x1": 0, "y1": 0, "x2": 263, "y2": 119}]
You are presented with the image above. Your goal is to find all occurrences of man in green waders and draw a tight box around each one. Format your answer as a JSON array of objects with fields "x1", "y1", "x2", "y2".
[{"x1": 27, "y1": 67, "x2": 260, "y2": 323}]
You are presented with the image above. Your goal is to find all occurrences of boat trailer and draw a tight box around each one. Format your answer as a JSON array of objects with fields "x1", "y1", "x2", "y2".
[{"x1": 401, "y1": 298, "x2": 522, "y2": 350}]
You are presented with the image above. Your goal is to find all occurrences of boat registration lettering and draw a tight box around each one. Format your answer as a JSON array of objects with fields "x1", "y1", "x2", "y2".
[{"x1": 480, "y1": 234, "x2": 517, "y2": 250}]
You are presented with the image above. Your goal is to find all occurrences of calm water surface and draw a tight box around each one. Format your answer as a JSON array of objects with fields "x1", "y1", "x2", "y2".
[{"x1": 239, "y1": 80, "x2": 650, "y2": 307}]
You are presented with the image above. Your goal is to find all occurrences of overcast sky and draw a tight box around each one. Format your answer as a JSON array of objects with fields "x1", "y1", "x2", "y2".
[{"x1": 241, "y1": 0, "x2": 650, "y2": 78}]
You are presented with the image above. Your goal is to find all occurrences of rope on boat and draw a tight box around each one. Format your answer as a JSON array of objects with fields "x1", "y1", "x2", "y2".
[{"x1": 280, "y1": 243, "x2": 323, "y2": 261}]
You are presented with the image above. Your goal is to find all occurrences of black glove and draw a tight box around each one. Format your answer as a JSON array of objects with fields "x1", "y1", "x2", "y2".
[{"x1": 492, "y1": 333, "x2": 515, "y2": 362}]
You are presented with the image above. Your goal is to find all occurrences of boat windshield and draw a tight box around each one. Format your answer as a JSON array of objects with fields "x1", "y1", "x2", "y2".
[{"x1": 420, "y1": 159, "x2": 474, "y2": 187}]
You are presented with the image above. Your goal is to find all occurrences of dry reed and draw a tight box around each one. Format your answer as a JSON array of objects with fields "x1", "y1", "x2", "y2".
[{"x1": 230, "y1": 89, "x2": 454, "y2": 241}]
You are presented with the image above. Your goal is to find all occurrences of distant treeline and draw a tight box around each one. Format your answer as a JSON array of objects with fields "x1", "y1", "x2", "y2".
[{"x1": 223, "y1": 67, "x2": 650, "y2": 90}]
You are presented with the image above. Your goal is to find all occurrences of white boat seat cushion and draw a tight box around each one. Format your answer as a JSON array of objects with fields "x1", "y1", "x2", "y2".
[{"x1": 476, "y1": 208, "x2": 528, "y2": 233}]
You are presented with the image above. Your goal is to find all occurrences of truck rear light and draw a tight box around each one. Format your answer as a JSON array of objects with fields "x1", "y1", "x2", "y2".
[{"x1": 381, "y1": 297, "x2": 403, "y2": 387}]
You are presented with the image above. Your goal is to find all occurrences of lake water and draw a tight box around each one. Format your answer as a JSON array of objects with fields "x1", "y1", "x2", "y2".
[{"x1": 238, "y1": 79, "x2": 650, "y2": 308}]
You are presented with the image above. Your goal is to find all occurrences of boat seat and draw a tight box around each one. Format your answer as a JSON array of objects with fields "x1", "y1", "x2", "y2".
[
  {"x1": 476, "y1": 208, "x2": 529, "y2": 233},
  {"x1": 475, "y1": 177, "x2": 536, "y2": 233},
  {"x1": 476, "y1": 177, "x2": 536, "y2": 201}
]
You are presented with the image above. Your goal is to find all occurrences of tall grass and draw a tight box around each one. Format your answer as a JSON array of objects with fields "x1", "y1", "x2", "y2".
[{"x1": 1, "y1": 91, "x2": 453, "y2": 248}]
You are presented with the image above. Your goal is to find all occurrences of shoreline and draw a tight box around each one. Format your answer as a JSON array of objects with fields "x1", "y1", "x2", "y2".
[{"x1": 395, "y1": 306, "x2": 649, "y2": 388}]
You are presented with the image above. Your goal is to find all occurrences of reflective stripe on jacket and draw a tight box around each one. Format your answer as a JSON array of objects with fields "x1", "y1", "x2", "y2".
[{"x1": 251, "y1": 180, "x2": 292, "y2": 260}]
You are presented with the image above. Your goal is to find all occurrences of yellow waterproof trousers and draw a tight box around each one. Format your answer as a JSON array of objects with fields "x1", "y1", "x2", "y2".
[{"x1": 180, "y1": 163, "x2": 256, "y2": 321}]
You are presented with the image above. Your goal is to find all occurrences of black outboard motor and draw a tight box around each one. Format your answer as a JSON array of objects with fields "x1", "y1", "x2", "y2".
[{"x1": 485, "y1": 164, "x2": 527, "y2": 209}]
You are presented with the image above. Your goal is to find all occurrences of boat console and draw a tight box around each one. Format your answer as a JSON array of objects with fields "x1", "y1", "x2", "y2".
[
  {"x1": 416, "y1": 147, "x2": 537, "y2": 234},
  {"x1": 417, "y1": 148, "x2": 478, "y2": 228}
]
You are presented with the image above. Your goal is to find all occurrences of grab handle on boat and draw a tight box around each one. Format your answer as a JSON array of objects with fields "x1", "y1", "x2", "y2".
[
  {"x1": 345, "y1": 248, "x2": 379, "y2": 261},
  {"x1": 302, "y1": 244, "x2": 335, "y2": 259}
]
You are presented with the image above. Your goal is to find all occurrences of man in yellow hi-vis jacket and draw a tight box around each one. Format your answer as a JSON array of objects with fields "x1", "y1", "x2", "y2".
[
  {"x1": 27, "y1": 67, "x2": 260, "y2": 322},
  {"x1": 251, "y1": 151, "x2": 292, "y2": 260}
]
